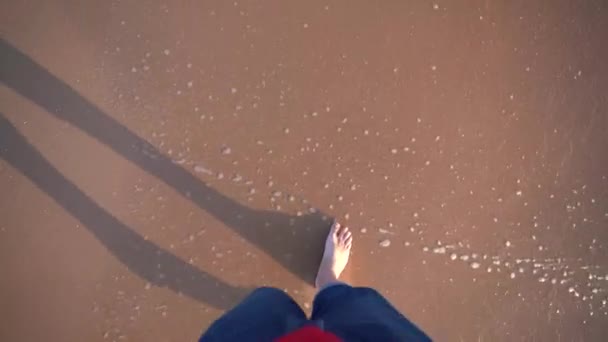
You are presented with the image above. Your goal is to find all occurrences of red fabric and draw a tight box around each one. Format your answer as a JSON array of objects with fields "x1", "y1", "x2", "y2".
[{"x1": 276, "y1": 326, "x2": 341, "y2": 342}]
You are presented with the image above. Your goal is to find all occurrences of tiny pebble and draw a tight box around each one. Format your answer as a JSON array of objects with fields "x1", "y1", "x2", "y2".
[
  {"x1": 221, "y1": 146, "x2": 232, "y2": 155},
  {"x1": 379, "y1": 239, "x2": 391, "y2": 248},
  {"x1": 194, "y1": 165, "x2": 212, "y2": 174},
  {"x1": 432, "y1": 247, "x2": 446, "y2": 254}
]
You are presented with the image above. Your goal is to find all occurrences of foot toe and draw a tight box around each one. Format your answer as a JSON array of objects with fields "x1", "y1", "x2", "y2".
[
  {"x1": 330, "y1": 221, "x2": 340, "y2": 239},
  {"x1": 345, "y1": 231, "x2": 352, "y2": 239},
  {"x1": 339, "y1": 227, "x2": 350, "y2": 241}
]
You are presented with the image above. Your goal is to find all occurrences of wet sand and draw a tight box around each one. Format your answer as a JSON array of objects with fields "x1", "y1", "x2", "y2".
[{"x1": 1, "y1": 1, "x2": 608, "y2": 341}]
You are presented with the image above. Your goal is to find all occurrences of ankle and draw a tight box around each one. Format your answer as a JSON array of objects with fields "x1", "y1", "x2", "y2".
[{"x1": 315, "y1": 269, "x2": 339, "y2": 289}]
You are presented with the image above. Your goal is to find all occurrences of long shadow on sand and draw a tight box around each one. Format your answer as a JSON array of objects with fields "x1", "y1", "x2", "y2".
[
  {"x1": 0, "y1": 40, "x2": 329, "y2": 310},
  {"x1": 0, "y1": 114, "x2": 249, "y2": 309}
]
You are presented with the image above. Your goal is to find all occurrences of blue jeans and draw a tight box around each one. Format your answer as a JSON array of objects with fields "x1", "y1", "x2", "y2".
[{"x1": 200, "y1": 284, "x2": 431, "y2": 341}]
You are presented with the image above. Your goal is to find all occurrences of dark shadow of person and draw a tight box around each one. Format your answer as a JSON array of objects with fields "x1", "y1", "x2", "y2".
[
  {"x1": 0, "y1": 113, "x2": 250, "y2": 309},
  {"x1": 0, "y1": 40, "x2": 330, "y2": 307}
]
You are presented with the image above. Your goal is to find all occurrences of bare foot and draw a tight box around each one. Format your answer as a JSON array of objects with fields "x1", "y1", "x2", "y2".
[{"x1": 315, "y1": 220, "x2": 353, "y2": 289}]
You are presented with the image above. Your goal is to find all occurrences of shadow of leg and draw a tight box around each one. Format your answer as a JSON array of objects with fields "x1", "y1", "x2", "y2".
[
  {"x1": 0, "y1": 39, "x2": 334, "y2": 287},
  {"x1": 0, "y1": 113, "x2": 250, "y2": 310},
  {"x1": 231, "y1": 209, "x2": 331, "y2": 285}
]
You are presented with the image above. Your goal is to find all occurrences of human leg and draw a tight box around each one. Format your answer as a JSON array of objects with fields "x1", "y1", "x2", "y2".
[
  {"x1": 312, "y1": 285, "x2": 431, "y2": 341},
  {"x1": 200, "y1": 287, "x2": 307, "y2": 342},
  {"x1": 311, "y1": 220, "x2": 431, "y2": 341},
  {"x1": 315, "y1": 220, "x2": 352, "y2": 290}
]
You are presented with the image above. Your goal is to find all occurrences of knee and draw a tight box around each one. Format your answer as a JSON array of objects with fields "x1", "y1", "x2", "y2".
[
  {"x1": 248, "y1": 287, "x2": 291, "y2": 300},
  {"x1": 252, "y1": 286, "x2": 284, "y2": 295},
  {"x1": 355, "y1": 287, "x2": 385, "y2": 299}
]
